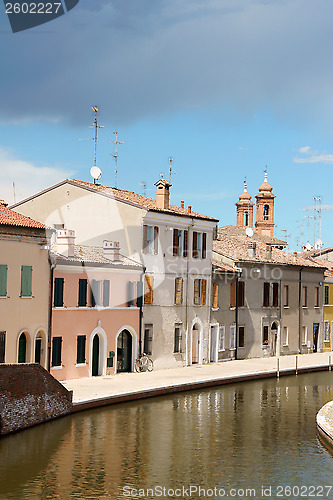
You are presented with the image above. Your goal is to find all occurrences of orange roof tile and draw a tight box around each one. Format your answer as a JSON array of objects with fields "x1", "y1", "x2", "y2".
[{"x1": 0, "y1": 204, "x2": 46, "y2": 230}]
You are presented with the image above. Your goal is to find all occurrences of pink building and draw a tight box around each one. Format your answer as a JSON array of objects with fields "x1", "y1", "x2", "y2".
[{"x1": 50, "y1": 231, "x2": 142, "y2": 381}]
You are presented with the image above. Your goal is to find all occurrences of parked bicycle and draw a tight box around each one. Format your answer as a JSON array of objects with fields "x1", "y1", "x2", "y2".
[{"x1": 135, "y1": 353, "x2": 154, "y2": 373}]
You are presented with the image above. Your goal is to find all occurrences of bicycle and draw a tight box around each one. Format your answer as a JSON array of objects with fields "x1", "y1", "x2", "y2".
[{"x1": 135, "y1": 353, "x2": 154, "y2": 372}]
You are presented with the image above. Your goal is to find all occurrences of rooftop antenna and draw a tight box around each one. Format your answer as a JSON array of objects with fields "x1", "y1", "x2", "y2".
[
  {"x1": 12, "y1": 182, "x2": 16, "y2": 204},
  {"x1": 169, "y1": 157, "x2": 176, "y2": 183},
  {"x1": 139, "y1": 182, "x2": 147, "y2": 196},
  {"x1": 109, "y1": 131, "x2": 124, "y2": 188},
  {"x1": 79, "y1": 106, "x2": 104, "y2": 184}
]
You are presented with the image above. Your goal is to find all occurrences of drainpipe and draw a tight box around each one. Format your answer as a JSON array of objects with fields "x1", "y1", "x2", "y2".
[
  {"x1": 47, "y1": 257, "x2": 55, "y2": 373},
  {"x1": 235, "y1": 274, "x2": 239, "y2": 360},
  {"x1": 298, "y1": 267, "x2": 303, "y2": 353},
  {"x1": 139, "y1": 266, "x2": 146, "y2": 357}
]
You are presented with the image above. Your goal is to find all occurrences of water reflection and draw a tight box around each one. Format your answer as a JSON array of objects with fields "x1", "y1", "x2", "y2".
[{"x1": 1, "y1": 373, "x2": 333, "y2": 499}]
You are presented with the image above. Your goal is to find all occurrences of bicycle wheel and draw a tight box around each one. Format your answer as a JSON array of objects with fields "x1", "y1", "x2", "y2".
[
  {"x1": 135, "y1": 359, "x2": 143, "y2": 373},
  {"x1": 147, "y1": 358, "x2": 153, "y2": 372}
]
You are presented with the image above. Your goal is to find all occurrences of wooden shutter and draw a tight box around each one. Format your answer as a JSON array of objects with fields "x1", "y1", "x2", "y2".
[
  {"x1": 21, "y1": 265, "x2": 32, "y2": 297},
  {"x1": 52, "y1": 337, "x2": 62, "y2": 367},
  {"x1": 154, "y1": 226, "x2": 159, "y2": 255},
  {"x1": 175, "y1": 278, "x2": 183, "y2": 305},
  {"x1": 183, "y1": 230, "x2": 188, "y2": 257},
  {"x1": 272, "y1": 283, "x2": 279, "y2": 307},
  {"x1": 263, "y1": 326, "x2": 269, "y2": 345},
  {"x1": 0, "y1": 265, "x2": 7, "y2": 297},
  {"x1": 144, "y1": 275, "x2": 153, "y2": 304},
  {"x1": 137, "y1": 280, "x2": 143, "y2": 307},
  {"x1": 202, "y1": 233, "x2": 207, "y2": 259},
  {"x1": 192, "y1": 232, "x2": 198, "y2": 258},
  {"x1": 173, "y1": 229, "x2": 178, "y2": 256},
  {"x1": 128, "y1": 281, "x2": 135, "y2": 307},
  {"x1": 78, "y1": 279, "x2": 87, "y2": 307},
  {"x1": 263, "y1": 282, "x2": 270, "y2": 307},
  {"x1": 142, "y1": 225, "x2": 148, "y2": 254},
  {"x1": 77, "y1": 335, "x2": 86, "y2": 364},
  {"x1": 230, "y1": 282, "x2": 236, "y2": 308},
  {"x1": 238, "y1": 281, "x2": 245, "y2": 307},
  {"x1": 212, "y1": 283, "x2": 219, "y2": 309},
  {"x1": 103, "y1": 280, "x2": 110, "y2": 307},
  {"x1": 54, "y1": 278, "x2": 64, "y2": 307},
  {"x1": 238, "y1": 326, "x2": 245, "y2": 347},
  {"x1": 201, "y1": 279, "x2": 207, "y2": 305},
  {"x1": 194, "y1": 279, "x2": 200, "y2": 305}
]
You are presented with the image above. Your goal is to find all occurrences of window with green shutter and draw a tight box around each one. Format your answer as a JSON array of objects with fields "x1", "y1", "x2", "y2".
[
  {"x1": 325, "y1": 285, "x2": 329, "y2": 305},
  {"x1": 54, "y1": 278, "x2": 64, "y2": 307},
  {"x1": 103, "y1": 280, "x2": 110, "y2": 307},
  {"x1": 76, "y1": 335, "x2": 86, "y2": 364},
  {"x1": 52, "y1": 337, "x2": 62, "y2": 367},
  {"x1": 91, "y1": 280, "x2": 101, "y2": 307},
  {"x1": 78, "y1": 279, "x2": 87, "y2": 307},
  {"x1": 21, "y1": 266, "x2": 32, "y2": 297},
  {"x1": 0, "y1": 265, "x2": 7, "y2": 297}
]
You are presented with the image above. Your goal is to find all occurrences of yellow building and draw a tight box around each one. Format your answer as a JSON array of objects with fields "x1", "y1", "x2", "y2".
[{"x1": 323, "y1": 270, "x2": 333, "y2": 352}]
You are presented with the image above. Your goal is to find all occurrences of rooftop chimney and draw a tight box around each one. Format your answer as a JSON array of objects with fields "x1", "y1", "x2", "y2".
[
  {"x1": 181, "y1": 200, "x2": 184, "y2": 209},
  {"x1": 188, "y1": 205, "x2": 192, "y2": 213},
  {"x1": 103, "y1": 240, "x2": 120, "y2": 261},
  {"x1": 248, "y1": 241, "x2": 256, "y2": 259},
  {"x1": 0, "y1": 200, "x2": 8, "y2": 207},
  {"x1": 56, "y1": 229, "x2": 75, "y2": 258},
  {"x1": 154, "y1": 178, "x2": 172, "y2": 210},
  {"x1": 293, "y1": 251, "x2": 297, "y2": 264}
]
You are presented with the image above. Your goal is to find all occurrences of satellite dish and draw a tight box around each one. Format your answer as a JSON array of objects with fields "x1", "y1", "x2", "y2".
[
  {"x1": 315, "y1": 239, "x2": 323, "y2": 250},
  {"x1": 246, "y1": 227, "x2": 254, "y2": 237},
  {"x1": 305, "y1": 242, "x2": 313, "y2": 251},
  {"x1": 90, "y1": 166, "x2": 102, "y2": 180}
]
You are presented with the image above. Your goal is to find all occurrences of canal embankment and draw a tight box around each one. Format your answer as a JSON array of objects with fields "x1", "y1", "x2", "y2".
[{"x1": 317, "y1": 400, "x2": 333, "y2": 453}]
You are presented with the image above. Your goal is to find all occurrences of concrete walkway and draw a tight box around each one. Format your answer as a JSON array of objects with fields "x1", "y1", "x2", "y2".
[{"x1": 62, "y1": 352, "x2": 333, "y2": 411}]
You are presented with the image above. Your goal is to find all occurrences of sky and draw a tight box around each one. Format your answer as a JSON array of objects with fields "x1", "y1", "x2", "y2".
[{"x1": 0, "y1": 0, "x2": 333, "y2": 250}]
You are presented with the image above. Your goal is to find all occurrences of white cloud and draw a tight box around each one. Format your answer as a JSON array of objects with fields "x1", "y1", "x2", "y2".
[
  {"x1": 0, "y1": 147, "x2": 74, "y2": 205},
  {"x1": 298, "y1": 146, "x2": 311, "y2": 154},
  {"x1": 293, "y1": 146, "x2": 333, "y2": 164}
]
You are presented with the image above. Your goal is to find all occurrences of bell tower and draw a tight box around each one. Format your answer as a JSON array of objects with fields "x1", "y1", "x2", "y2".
[
  {"x1": 255, "y1": 172, "x2": 275, "y2": 237},
  {"x1": 236, "y1": 180, "x2": 254, "y2": 228}
]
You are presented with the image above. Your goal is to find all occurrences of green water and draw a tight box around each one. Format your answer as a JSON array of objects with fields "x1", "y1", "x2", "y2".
[{"x1": 1, "y1": 372, "x2": 333, "y2": 499}]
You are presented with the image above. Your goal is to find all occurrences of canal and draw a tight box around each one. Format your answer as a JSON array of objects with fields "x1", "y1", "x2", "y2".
[{"x1": 1, "y1": 372, "x2": 333, "y2": 499}]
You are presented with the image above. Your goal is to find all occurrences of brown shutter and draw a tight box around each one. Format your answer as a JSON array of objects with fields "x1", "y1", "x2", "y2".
[
  {"x1": 175, "y1": 277, "x2": 183, "y2": 305},
  {"x1": 201, "y1": 279, "x2": 207, "y2": 305},
  {"x1": 154, "y1": 226, "x2": 159, "y2": 255},
  {"x1": 143, "y1": 225, "x2": 148, "y2": 254},
  {"x1": 272, "y1": 283, "x2": 279, "y2": 307},
  {"x1": 194, "y1": 279, "x2": 200, "y2": 305},
  {"x1": 144, "y1": 275, "x2": 153, "y2": 304},
  {"x1": 238, "y1": 281, "x2": 245, "y2": 307},
  {"x1": 263, "y1": 282, "x2": 270, "y2": 307},
  {"x1": 173, "y1": 229, "x2": 178, "y2": 256},
  {"x1": 230, "y1": 282, "x2": 236, "y2": 308},
  {"x1": 212, "y1": 282, "x2": 219, "y2": 309},
  {"x1": 202, "y1": 233, "x2": 207, "y2": 259},
  {"x1": 183, "y1": 230, "x2": 188, "y2": 257},
  {"x1": 192, "y1": 231, "x2": 198, "y2": 258}
]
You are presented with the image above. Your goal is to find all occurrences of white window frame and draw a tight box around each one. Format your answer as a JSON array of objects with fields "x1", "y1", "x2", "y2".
[
  {"x1": 218, "y1": 325, "x2": 225, "y2": 351},
  {"x1": 230, "y1": 324, "x2": 236, "y2": 350},
  {"x1": 146, "y1": 226, "x2": 154, "y2": 254},
  {"x1": 282, "y1": 326, "x2": 288, "y2": 346},
  {"x1": 324, "y1": 321, "x2": 330, "y2": 343}
]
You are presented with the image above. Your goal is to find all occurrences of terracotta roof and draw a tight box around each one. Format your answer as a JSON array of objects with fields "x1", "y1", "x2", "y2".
[
  {"x1": 300, "y1": 247, "x2": 333, "y2": 259},
  {"x1": 51, "y1": 244, "x2": 142, "y2": 268},
  {"x1": 214, "y1": 226, "x2": 324, "y2": 268},
  {"x1": 301, "y1": 254, "x2": 333, "y2": 277},
  {"x1": 0, "y1": 203, "x2": 46, "y2": 230},
  {"x1": 68, "y1": 179, "x2": 218, "y2": 222},
  {"x1": 213, "y1": 261, "x2": 238, "y2": 273},
  {"x1": 217, "y1": 225, "x2": 287, "y2": 247}
]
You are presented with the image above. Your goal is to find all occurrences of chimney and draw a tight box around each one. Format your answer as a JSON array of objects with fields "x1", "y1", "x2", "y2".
[
  {"x1": 154, "y1": 178, "x2": 172, "y2": 209},
  {"x1": 266, "y1": 244, "x2": 272, "y2": 260},
  {"x1": 248, "y1": 241, "x2": 256, "y2": 259},
  {"x1": 293, "y1": 251, "x2": 297, "y2": 264},
  {"x1": 103, "y1": 240, "x2": 120, "y2": 261},
  {"x1": 181, "y1": 200, "x2": 184, "y2": 209},
  {"x1": 188, "y1": 205, "x2": 192, "y2": 213},
  {"x1": 56, "y1": 229, "x2": 75, "y2": 258},
  {"x1": 0, "y1": 200, "x2": 8, "y2": 207}
]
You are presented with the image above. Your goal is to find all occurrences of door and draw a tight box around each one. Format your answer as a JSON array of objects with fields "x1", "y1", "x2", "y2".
[
  {"x1": 92, "y1": 334, "x2": 100, "y2": 376},
  {"x1": 18, "y1": 333, "x2": 26, "y2": 363},
  {"x1": 313, "y1": 323, "x2": 319, "y2": 353},
  {"x1": 35, "y1": 338, "x2": 42, "y2": 364},
  {"x1": 117, "y1": 330, "x2": 132, "y2": 373},
  {"x1": 192, "y1": 326, "x2": 199, "y2": 364},
  {"x1": 210, "y1": 326, "x2": 218, "y2": 362}
]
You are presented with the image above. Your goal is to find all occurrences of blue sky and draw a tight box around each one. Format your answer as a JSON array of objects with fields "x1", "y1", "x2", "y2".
[{"x1": 0, "y1": 0, "x2": 333, "y2": 250}]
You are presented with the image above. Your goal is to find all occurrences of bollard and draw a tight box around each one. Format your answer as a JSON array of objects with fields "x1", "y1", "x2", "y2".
[
  {"x1": 277, "y1": 358, "x2": 280, "y2": 378},
  {"x1": 295, "y1": 355, "x2": 298, "y2": 375}
]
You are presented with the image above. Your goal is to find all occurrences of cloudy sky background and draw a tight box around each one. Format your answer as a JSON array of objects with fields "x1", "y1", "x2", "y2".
[{"x1": 1, "y1": 0, "x2": 333, "y2": 249}]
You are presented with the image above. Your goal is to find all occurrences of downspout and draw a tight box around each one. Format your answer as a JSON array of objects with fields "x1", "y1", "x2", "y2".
[
  {"x1": 235, "y1": 274, "x2": 239, "y2": 360},
  {"x1": 298, "y1": 267, "x2": 303, "y2": 353},
  {"x1": 47, "y1": 256, "x2": 55, "y2": 373}
]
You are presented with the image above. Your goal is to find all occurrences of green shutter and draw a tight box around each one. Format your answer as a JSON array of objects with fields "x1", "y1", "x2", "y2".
[
  {"x1": 78, "y1": 279, "x2": 87, "y2": 306},
  {"x1": 128, "y1": 281, "x2": 135, "y2": 307},
  {"x1": 0, "y1": 265, "x2": 7, "y2": 297},
  {"x1": 52, "y1": 337, "x2": 62, "y2": 367},
  {"x1": 21, "y1": 266, "x2": 32, "y2": 297},
  {"x1": 77, "y1": 335, "x2": 86, "y2": 364},
  {"x1": 54, "y1": 278, "x2": 64, "y2": 307},
  {"x1": 103, "y1": 280, "x2": 110, "y2": 307},
  {"x1": 137, "y1": 281, "x2": 143, "y2": 307}
]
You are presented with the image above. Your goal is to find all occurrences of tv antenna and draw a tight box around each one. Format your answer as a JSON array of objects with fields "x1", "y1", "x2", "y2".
[
  {"x1": 79, "y1": 106, "x2": 104, "y2": 184},
  {"x1": 139, "y1": 182, "x2": 147, "y2": 196},
  {"x1": 109, "y1": 131, "x2": 124, "y2": 188},
  {"x1": 169, "y1": 157, "x2": 176, "y2": 183}
]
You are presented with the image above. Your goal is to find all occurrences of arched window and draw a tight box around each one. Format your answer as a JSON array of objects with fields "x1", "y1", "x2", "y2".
[
  {"x1": 263, "y1": 205, "x2": 269, "y2": 220},
  {"x1": 18, "y1": 333, "x2": 27, "y2": 363},
  {"x1": 243, "y1": 212, "x2": 249, "y2": 226}
]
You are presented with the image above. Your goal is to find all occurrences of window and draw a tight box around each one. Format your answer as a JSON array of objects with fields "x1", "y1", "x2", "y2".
[
  {"x1": 272, "y1": 283, "x2": 279, "y2": 307},
  {"x1": 230, "y1": 282, "x2": 236, "y2": 308},
  {"x1": 194, "y1": 279, "x2": 207, "y2": 305},
  {"x1": 174, "y1": 277, "x2": 183, "y2": 305},
  {"x1": 91, "y1": 280, "x2": 101, "y2": 307},
  {"x1": 0, "y1": 265, "x2": 7, "y2": 297},
  {"x1": 212, "y1": 282, "x2": 219, "y2": 309},
  {"x1": 174, "y1": 324, "x2": 182, "y2": 353},
  {"x1": 263, "y1": 325, "x2": 269, "y2": 346},
  {"x1": 52, "y1": 337, "x2": 62, "y2": 367},
  {"x1": 323, "y1": 321, "x2": 330, "y2": 342},
  {"x1": 128, "y1": 281, "x2": 135, "y2": 307},
  {"x1": 137, "y1": 280, "x2": 143, "y2": 308},
  {"x1": 54, "y1": 277, "x2": 64, "y2": 307},
  {"x1": 103, "y1": 280, "x2": 110, "y2": 307},
  {"x1": 238, "y1": 281, "x2": 245, "y2": 307},
  {"x1": 238, "y1": 326, "x2": 245, "y2": 348},
  {"x1": 315, "y1": 286, "x2": 320, "y2": 307},
  {"x1": 230, "y1": 325, "x2": 236, "y2": 350},
  {"x1": 244, "y1": 212, "x2": 249, "y2": 226},
  {"x1": 282, "y1": 327, "x2": 288, "y2": 346},
  {"x1": 21, "y1": 265, "x2": 32, "y2": 297},
  {"x1": 192, "y1": 232, "x2": 207, "y2": 259},
  {"x1": 284, "y1": 285, "x2": 289, "y2": 307},
  {"x1": 144, "y1": 275, "x2": 153, "y2": 304},
  {"x1": 0, "y1": 332, "x2": 5, "y2": 363},
  {"x1": 324, "y1": 285, "x2": 329, "y2": 305},
  {"x1": 173, "y1": 229, "x2": 188, "y2": 257},
  {"x1": 218, "y1": 325, "x2": 225, "y2": 351},
  {"x1": 302, "y1": 286, "x2": 308, "y2": 308},
  {"x1": 78, "y1": 279, "x2": 87, "y2": 307},
  {"x1": 144, "y1": 325, "x2": 153, "y2": 355},
  {"x1": 301, "y1": 326, "x2": 307, "y2": 345},
  {"x1": 263, "y1": 204, "x2": 269, "y2": 220},
  {"x1": 76, "y1": 335, "x2": 86, "y2": 364},
  {"x1": 263, "y1": 282, "x2": 270, "y2": 307},
  {"x1": 143, "y1": 225, "x2": 159, "y2": 255}
]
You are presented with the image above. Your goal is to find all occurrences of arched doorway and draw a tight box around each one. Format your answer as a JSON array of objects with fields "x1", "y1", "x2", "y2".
[
  {"x1": 117, "y1": 330, "x2": 132, "y2": 373},
  {"x1": 271, "y1": 322, "x2": 278, "y2": 356},
  {"x1": 92, "y1": 334, "x2": 100, "y2": 376},
  {"x1": 18, "y1": 333, "x2": 27, "y2": 363},
  {"x1": 35, "y1": 332, "x2": 42, "y2": 364},
  {"x1": 192, "y1": 324, "x2": 200, "y2": 364}
]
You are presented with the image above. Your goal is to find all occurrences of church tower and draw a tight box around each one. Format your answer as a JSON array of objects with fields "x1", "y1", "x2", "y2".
[
  {"x1": 236, "y1": 180, "x2": 254, "y2": 228},
  {"x1": 255, "y1": 172, "x2": 275, "y2": 237}
]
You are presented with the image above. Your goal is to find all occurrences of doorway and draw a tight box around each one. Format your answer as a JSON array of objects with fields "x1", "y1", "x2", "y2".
[
  {"x1": 192, "y1": 324, "x2": 200, "y2": 364},
  {"x1": 313, "y1": 323, "x2": 319, "y2": 353},
  {"x1": 210, "y1": 325, "x2": 218, "y2": 362},
  {"x1": 18, "y1": 333, "x2": 27, "y2": 363},
  {"x1": 117, "y1": 330, "x2": 132, "y2": 373},
  {"x1": 92, "y1": 334, "x2": 100, "y2": 376}
]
